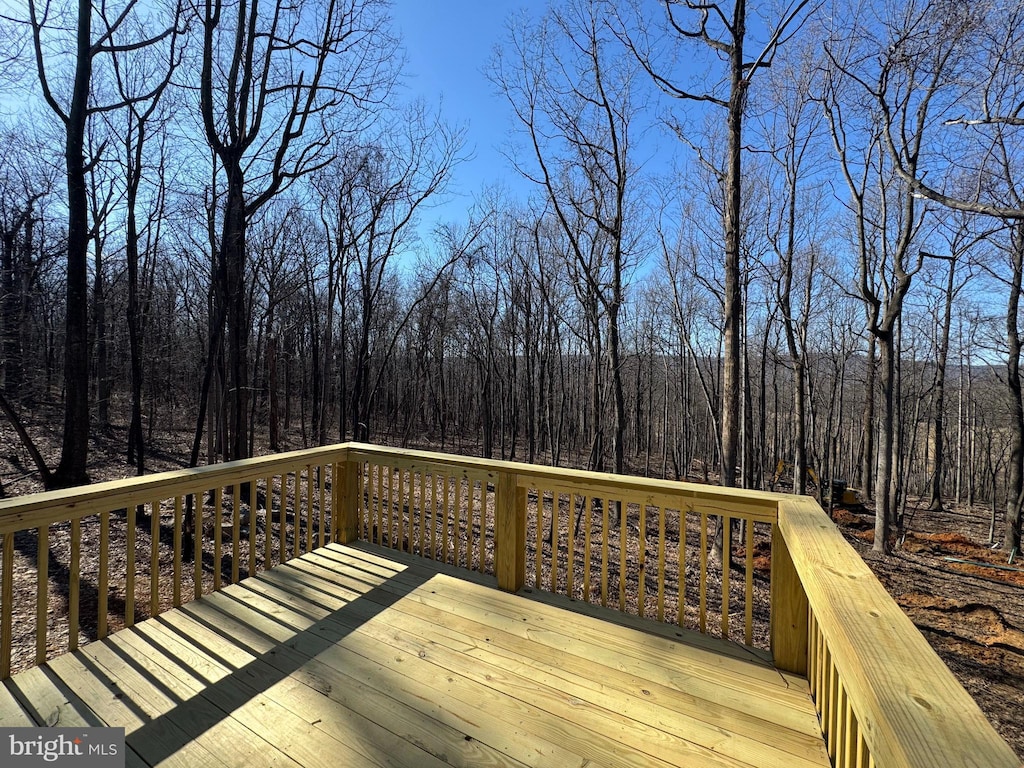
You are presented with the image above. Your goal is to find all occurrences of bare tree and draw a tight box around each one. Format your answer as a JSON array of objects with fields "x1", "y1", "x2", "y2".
[
  {"x1": 194, "y1": 0, "x2": 397, "y2": 460},
  {"x1": 25, "y1": 0, "x2": 179, "y2": 486},
  {"x1": 492, "y1": 0, "x2": 639, "y2": 474},
  {"x1": 854, "y1": 1, "x2": 1024, "y2": 552},
  {"x1": 317, "y1": 103, "x2": 465, "y2": 441},
  {"x1": 617, "y1": 0, "x2": 814, "y2": 488},
  {"x1": 759, "y1": 37, "x2": 826, "y2": 495}
]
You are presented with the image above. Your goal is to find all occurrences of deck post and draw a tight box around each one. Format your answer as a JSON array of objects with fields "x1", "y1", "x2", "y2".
[
  {"x1": 336, "y1": 455, "x2": 360, "y2": 544},
  {"x1": 495, "y1": 471, "x2": 526, "y2": 592},
  {"x1": 771, "y1": 513, "x2": 808, "y2": 675}
]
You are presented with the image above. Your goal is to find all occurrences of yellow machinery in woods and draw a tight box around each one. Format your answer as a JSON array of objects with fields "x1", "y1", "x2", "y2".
[{"x1": 771, "y1": 460, "x2": 863, "y2": 507}]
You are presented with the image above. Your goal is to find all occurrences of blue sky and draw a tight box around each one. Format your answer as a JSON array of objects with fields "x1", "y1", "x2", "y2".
[
  {"x1": 389, "y1": 1, "x2": 533, "y2": 231},
  {"x1": 387, "y1": 2, "x2": 520, "y2": 228},
  {"x1": 387, "y1": 1, "x2": 684, "y2": 240}
]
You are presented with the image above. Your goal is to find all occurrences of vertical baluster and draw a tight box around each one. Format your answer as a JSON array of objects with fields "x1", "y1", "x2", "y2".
[
  {"x1": 831, "y1": 679, "x2": 847, "y2": 765},
  {"x1": 811, "y1": 614, "x2": 819, "y2": 704},
  {"x1": 365, "y1": 461, "x2": 372, "y2": 540},
  {"x1": 356, "y1": 462, "x2": 365, "y2": 539},
  {"x1": 567, "y1": 494, "x2": 576, "y2": 599},
  {"x1": 292, "y1": 470, "x2": 301, "y2": 560},
  {"x1": 194, "y1": 493, "x2": 203, "y2": 600},
  {"x1": 231, "y1": 484, "x2": 241, "y2": 584},
  {"x1": 721, "y1": 515, "x2": 731, "y2": 638},
  {"x1": 98, "y1": 511, "x2": 109, "y2": 639},
  {"x1": 477, "y1": 481, "x2": 485, "y2": 573},
  {"x1": 318, "y1": 466, "x2": 326, "y2": 549},
  {"x1": 443, "y1": 474, "x2": 452, "y2": 563},
  {"x1": 391, "y1": 465, "x2": 398, "y2": 548},
  {"x1": 618, "y1": 499, "x2": 627, "y2": 612},
  {"x1": 151, "y1": 499, "x2": 161, "y2": 617},
  {"x1": 36, "y1": 523, "x2": 48, "y2": 665},
  {"x1": 126, "y1": 504, "x2": 136, "y2": 627},
  {"x1": 248, "y1": 482, "x2": 256, "y2": 575},
  {"x1": 636, "y1": 502, "x2": 647, "y2": 618},
  {"x1": 460, "y1": 478, "x2": 470, "y2": 568},
  {"x1": 174, "y1": 496, "x2": 183, "y2": 606},
  {"x1": 657, "y1": 504, "x2": 666, "y2": 622},
  {"x1": 816, "y1": 628, "x2": 826, "y2": 717},
  {"x1": 856, "y1": 729, "x2": 868, "y2": 768},
  {"x1": 840, "y1": 686, "x2": 853, "y2": 768},
  {"x1": 397, "y1": 470, "x2": 407, "y2": 553},
  {"x1": 420, "y1": 471, "x2": 428, "y2": 557},
  {"x1": 831, "y1": 663, "x2": 839, "y2": 765},
  {"x1": 452, "y1": 476, "x2": 462, "y2": 566},
  {"x1": 417, "y1": 472, "x2": 427, "y2": 556},
  {"x1": 678, "y1": 509, "x2": 687, "y2": 627},
  {"x1": 431, "y1": 474, "x2": 440, "y2": 559},
  {"x1": 582, "y1": 496, "x2": 592, "y2": 603},
  {"x1": 69, "y1": 519, "x2": 80, "y2": 651},
  {"x1": 550, "y1": 493, "x2": 559, "y2": 593},
  {"x1": 375, "y1": 463, "x2": 383, "y2": 545},
  {"x1": 279, "y1": 477, "x2": 288, "y2": 564},
  {"x1": 306, "y1": 465, "x2": 314, "y2": 553},
  {"x1": 822, "y1": 644, "x2": 832, "y2": 743},
  {"x1": 2, "y1": 531, "x2": 14, "y2": 678},
  {"x1": 535, "y1": 490, "x2": 544, "y2": 588},
  {"x1": 264, "y1": 476, "x2": 274, "y2": 568},
  {"x1": 745, "y1": 519, "x2": 754, "y2": 645},
  {"x1": 214, "y1": 487, "x2": 223, "y2": 589},
  {"x1": 699, "y1": 512, "x2": 708, "y2": 634},
  {"x1": 468, "y1": 481, "x2": 477, "y2": 573},
  {"x1": 600, "y1": 496, "x2": 609, "y2": 607}
]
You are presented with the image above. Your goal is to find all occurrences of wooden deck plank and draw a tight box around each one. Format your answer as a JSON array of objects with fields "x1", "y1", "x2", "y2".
[
  {"x1": 192, "y1": 575, "x2": 593, "y2": 768},
  {"x1": 300, "y1": 548, "x2": 817, "y2": 728},
  {"x1": 264, "y1": 548, "x2": 823, "y2": 765},
  {"x1": 126, "y1": 618, "x2": 397, "y2": 768},
  {"x1": 161, "y1": 608, "x2": 534, "y2": 768},
  {"x1": 280, "y1": 565, "x2": 823, "y2": 768},
  {"x1": 315, "y1": 599, "x2": 774, "y2": 768},
  {"x1": 46, "y1": 651, "x2": 226, "y2": 768},
  {"x1": 138, "y1": 616, "x2": 456, "y2": 768},
  {"x1": 327, "y1": 543, "x2": 785, "y2": 681},
  {"x1": 0, "y1": 543, "x2": 828, "y2": 768},
  {"x1": 110, "y1": 626, "x2": 306, "y2": 768},
  {"x1": 263, "y1": 555, "x2": 827, "y2": 765},
  {"x1": 0, "y1": 679, "x2": 35, "y2": 726},
  {"x1": 238, "y1": 568, "x2": 801, "y2": 768},
  {"x1": 76, "y1": 636, "x2": 229, "y2": 768},
  {"x1": 5, "y1": 664, "x2": 105, "y2": 727}
]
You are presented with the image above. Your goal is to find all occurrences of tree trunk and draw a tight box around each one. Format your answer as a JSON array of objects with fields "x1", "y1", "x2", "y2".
[
  {"x1": 860, "y1": 335, "x2": 876, "y2": 500},
  {"x1": 126, "y1": 182, "x2": 145, "y2": 474},
  {"x1": 1005, "y1": 227, "x2": 1024, "y2": 554},
  {"x1": 720, "y1": 45, "x2": 745, "y2": 490},
  {"x1": 53, "y1": 0, "x2": 94, "y2": 488},
  {"x1": 220, "y1": 162, "x2": 249, "y2": 460},
  {"x1": 874, "y1": 333, "x2": 895, "y2": 553},
  {"x1": 928, "y1": 258, "x2": 956, "y2": 510}
]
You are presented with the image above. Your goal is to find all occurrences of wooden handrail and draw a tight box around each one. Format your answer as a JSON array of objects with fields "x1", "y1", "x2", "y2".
[
  {"x1": 0, "y1": 445, "x2": 349, "y2": 535},
  {"x1": 0, "y1": 446, "x2": 346, "y2": 678},
  {"x1": 346, "y1": 442, "x2": 784, "y2": 521},
  {"x1": 778, "y1": 496, "x2": 1019, "y2": 768}
]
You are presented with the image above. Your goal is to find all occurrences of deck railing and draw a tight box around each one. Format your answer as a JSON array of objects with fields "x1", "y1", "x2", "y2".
[{"x1": 0, "y1": 443, "x2": 1017, "y2": 768}]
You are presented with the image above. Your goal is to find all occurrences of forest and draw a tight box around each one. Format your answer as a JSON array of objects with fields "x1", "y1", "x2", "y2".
[{"x1": 0, "y1": 0, "x2": 1022, "y2": 559}]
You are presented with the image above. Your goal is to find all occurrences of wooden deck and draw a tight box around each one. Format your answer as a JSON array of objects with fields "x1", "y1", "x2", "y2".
[{"x1": 0, "y1": 542, "x2": 829, "y2": 768}]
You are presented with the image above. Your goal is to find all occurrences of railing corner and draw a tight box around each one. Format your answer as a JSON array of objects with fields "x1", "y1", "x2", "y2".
[
  {"x1": 770, "y1": 510, "x2": 809, "y2": 676},
  {"x1": 495, "y1": 471, "x2": 526, "y2": 592}
]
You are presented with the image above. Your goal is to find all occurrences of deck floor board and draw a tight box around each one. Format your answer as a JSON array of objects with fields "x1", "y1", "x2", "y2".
[{"x1": 0, "y1": 542, "x2": 830, "y2": 768}]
